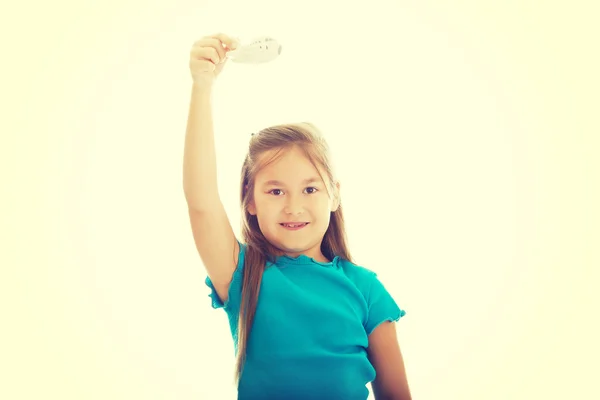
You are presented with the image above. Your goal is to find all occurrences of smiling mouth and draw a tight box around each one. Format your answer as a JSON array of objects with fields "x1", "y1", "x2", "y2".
[{"x1": 280, "y1": 222, "x2": 309, "y2": 229}]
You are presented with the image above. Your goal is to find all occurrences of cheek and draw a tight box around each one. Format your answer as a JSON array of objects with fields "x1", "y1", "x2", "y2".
[
  {"x1": 254, "y1": 197, "x2": 278, "y2": 222},
  {"x1": 254, "y1": 195, "x2": 273, "y2": 212},
  {"x1": 318, "y1": 195, "x2": 334, "y2": 211}
]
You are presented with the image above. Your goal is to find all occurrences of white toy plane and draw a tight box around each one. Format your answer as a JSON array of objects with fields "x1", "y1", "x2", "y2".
[{"x1": 227, "y1": 36, "x2": 282, "y2": 64}]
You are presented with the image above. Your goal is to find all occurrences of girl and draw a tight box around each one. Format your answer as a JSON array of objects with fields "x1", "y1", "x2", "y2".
[{"x1": 184, "y1": 33, "x2": 412, "y2": 400}]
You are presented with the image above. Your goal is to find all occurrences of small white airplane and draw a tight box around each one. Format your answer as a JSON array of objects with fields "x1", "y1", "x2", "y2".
[{"x1": 227, "y1": 36, "x2": 282, "y2": 64}]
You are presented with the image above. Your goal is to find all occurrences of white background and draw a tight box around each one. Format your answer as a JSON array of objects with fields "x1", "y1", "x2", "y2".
[{"x1": 2, "y1": 0, "x2": 598, "y2": 399}]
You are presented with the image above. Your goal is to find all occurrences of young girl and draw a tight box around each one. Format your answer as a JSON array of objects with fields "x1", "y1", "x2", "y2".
[{"x1": 184, "y1": 33, "x2": 412, "y2": 400}]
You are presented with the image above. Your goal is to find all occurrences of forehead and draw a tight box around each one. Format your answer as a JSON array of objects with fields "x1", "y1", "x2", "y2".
[{"x1": 255, "y1": 146, "x2": 324, "y2": 184}]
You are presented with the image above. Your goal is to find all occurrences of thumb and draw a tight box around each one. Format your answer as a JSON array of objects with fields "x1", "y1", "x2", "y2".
[{"x1": 215, "y1": 56, "x2": 228, "y2": 74}]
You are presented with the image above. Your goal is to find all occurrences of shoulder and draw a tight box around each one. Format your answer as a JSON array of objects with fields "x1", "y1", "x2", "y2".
[
  {"x1": 337, "y1": 258, "x2": 379, "y2": 294},
  {"x1": 337, "y1": 258, "x2": 400, "y2": 305},
  {"x1": 338, "y1": 258, "x2": 405, "y2": 334}
]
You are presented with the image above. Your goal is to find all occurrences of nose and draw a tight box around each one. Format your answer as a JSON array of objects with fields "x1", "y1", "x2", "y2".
[
  {"x1": 284, "y1": 194, "x2": 303, "y2": 215},
  {"x1": 278, "y1": 45, "x2": 282, "y2": 55}
]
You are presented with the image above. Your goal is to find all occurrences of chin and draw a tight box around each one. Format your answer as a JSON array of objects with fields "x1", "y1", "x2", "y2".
[
  {"x1": 267, "y1": 237, "x2": 304, "y2": 252},
  {"x1": 274, "y1": 241, "x2": 305, "y2": 252},
  {"x1": 280, "y1": 237, "x2": 324, "y2": 252}
]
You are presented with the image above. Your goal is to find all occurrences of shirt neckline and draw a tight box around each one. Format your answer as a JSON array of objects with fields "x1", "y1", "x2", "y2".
[{"x1": 274, "y1": 253, "x2": 341, "y2": 267}]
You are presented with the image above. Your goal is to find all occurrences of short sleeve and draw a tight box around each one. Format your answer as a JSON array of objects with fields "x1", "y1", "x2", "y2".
[
  {"x1": 364, "y1": 273, "x2": 406, "y2": 335},
  {"x1": 204, "y1": 241, "x2": 246, "y2": 311}
]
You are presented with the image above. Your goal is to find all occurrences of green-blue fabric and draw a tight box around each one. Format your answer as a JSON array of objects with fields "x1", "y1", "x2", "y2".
[{"x1": 205, "y1": 242, "x2": 405, "y2": 400}]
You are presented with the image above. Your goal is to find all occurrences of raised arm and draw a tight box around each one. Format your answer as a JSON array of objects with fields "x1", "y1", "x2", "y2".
[{"x1": 183, "y1": 34, "x2": 240, "y2": 303}]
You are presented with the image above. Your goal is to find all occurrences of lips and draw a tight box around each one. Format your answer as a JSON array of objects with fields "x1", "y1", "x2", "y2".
[{"x1": 280, "y1": 222, "x2": 309, "y2": 229}]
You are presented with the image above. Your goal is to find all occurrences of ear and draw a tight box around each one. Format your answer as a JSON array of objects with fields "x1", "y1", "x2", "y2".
[
  {"x1": 245, "y1": 184, "x2": 257, "y2": 215},
  {"x1": 331, "y1": 181, "x2": 341, "y2": 212},
  {"x1": 247, "y1": 198, "x2": 257, "y2": 216}
]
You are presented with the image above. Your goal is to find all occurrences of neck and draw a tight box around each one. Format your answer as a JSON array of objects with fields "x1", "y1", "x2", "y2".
[{"x1": 276, "y1": 246, "x2": 329, "y2": 263}]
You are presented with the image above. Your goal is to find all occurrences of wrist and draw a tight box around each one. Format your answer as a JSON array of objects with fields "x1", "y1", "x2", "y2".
[{"x1": 191, "y1": 83, "x2": 213, "y2": 99}]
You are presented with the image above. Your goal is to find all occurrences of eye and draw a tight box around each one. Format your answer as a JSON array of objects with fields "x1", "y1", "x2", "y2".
[
  {"x1": 304, "y1": 187, "x2": 318, "y2": 194},
  {"x1": 269, "y1": 189, "x2": 284, "y2": 196}
]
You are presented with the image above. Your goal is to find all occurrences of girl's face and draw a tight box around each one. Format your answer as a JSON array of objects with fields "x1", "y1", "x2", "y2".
[{"x1": 248, "y1": 146, "x2": 339, "y2": 262}]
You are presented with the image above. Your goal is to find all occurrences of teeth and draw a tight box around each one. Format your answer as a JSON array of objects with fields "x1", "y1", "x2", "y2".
[{"x1": 284, "y1": 223, "x2": 304, "y2": 228}]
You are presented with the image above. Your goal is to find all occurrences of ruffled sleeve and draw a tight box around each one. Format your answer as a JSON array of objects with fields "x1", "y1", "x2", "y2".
[
  {"x1": 204, "y1": 241, "x2": 246, "y2": 311},
  {"x1": 364, "y1": 272, "x2": 406, "y2": 335}
]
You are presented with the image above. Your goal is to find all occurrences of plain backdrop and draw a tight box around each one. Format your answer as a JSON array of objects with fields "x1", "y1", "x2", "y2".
[{"x1": 2, "y1": 0, "x2": 598, "y2": 399}]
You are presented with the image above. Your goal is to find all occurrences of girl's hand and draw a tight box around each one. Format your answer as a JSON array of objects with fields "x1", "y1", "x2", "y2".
[{"x1": 189, "y1": 33, "x2": 240, "y2": 89}]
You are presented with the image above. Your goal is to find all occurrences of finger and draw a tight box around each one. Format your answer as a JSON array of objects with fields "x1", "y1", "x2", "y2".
[
  {"x1": 191, "y1": 46, "x2": 220, "y2": 65},
  {"x1": 211, "y1": 32, "x2": 240, "y2": 51},
  {"x1": 193, "y1": 38, "x2": 225, "y2": 63}
]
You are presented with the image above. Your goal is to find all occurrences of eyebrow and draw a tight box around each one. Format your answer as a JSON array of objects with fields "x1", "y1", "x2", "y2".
[{"x1": 262, "y1": 177, "x2": 322, "y2": 187}]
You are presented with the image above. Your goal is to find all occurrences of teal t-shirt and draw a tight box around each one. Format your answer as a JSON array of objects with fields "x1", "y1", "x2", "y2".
[{"x1": 205, "y1": 242, "x2": 406, "y2": 400}]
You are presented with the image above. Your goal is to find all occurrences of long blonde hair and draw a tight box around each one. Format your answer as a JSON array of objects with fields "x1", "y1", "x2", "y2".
[{"x1": 234, "y1": 122, "x2": 354, "y2": 383}]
